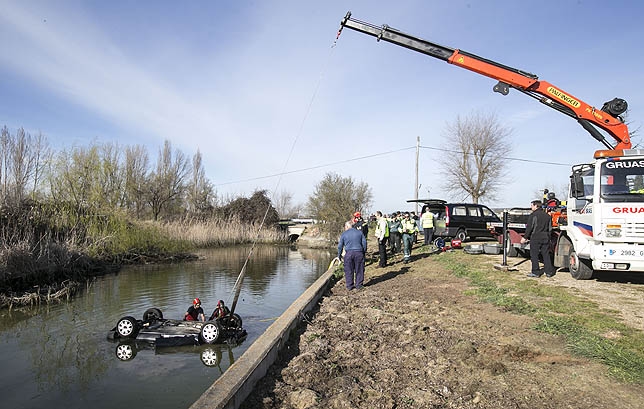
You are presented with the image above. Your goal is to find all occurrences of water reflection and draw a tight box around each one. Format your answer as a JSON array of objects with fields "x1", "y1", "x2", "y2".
[
  {"x1": 0, "y1": 244, "x2": 333, "y2": 409},
  {"x1": 114, "y1": 341, "x2": 238, "y2": 369}
]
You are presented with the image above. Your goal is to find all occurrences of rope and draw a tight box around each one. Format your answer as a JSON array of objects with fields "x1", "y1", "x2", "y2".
[{"x1": 229, "y1": 36, "x2": 339, "y2": 315}]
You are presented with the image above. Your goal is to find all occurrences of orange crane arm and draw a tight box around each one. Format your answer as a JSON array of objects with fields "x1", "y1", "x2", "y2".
[{"x1": 338, "y1": 12, "x2": 631, "y2": 150}]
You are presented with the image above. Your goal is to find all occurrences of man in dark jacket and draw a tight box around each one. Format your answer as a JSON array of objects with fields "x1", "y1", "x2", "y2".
[
  {"x1": 521, "y1": 200, "x2": 555, "y2": 277},
  {"x1": 338, "y1": 221, "x2": 367, "y2": 290}
]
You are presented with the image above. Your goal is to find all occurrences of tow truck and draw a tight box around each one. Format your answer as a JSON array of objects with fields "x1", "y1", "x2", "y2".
[{"x1": 338, "y1": 12, "x2": 644, "y2": 279}]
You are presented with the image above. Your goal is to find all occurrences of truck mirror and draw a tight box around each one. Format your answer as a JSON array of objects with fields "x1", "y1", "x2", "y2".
[{"x1": 570, "y1": 174, "x2": 585, "y2": 198}]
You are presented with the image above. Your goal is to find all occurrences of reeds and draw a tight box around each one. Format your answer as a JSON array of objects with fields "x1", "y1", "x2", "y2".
[{"x1": 159, "y1": 218, "x2": 288, "y2": 247}]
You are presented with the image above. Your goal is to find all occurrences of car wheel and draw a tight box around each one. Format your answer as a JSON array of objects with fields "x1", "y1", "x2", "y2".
[
  {"x1": 116, "y1": 316, "x2": 139, "y2": 338},
  {"x1": 143, "y1": 308, "x2": 163, "y2": 322},
  {"x1": 200, "y1": 347, "x2": 222, "y2": 367},
  {"x1": 455, "y1": 229, "x2": 467, "y2": 242},
  {"x1": 199, "y1": 322, "x2": 222, "y2": 344},
  {"x1": 115, "y1": 343, "x2": 137, "y2": 361},
  {"x1": 220, "y1": 313, "x2": 243, "y2": 329},
  {"x1": 569, "y1": 249, "x2": 593, "y2": 280}
]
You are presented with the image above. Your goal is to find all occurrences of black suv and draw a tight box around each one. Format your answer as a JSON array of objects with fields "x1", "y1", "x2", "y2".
[{"x1": 410, "y1": 199, "x2": 501, "y2": 241}]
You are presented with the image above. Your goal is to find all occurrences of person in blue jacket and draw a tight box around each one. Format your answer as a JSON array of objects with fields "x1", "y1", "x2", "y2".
[{"x1": 337, "y1": 220, "x2": 367, "y2": 291}]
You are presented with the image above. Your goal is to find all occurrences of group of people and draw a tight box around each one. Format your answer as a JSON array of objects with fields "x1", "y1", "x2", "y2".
[
  {"x1": 338, "y1": 208, "x2": 437, "y2": 291},
  {"x1": 184, "y1": 297, "x2": 231, "y2": 322}
]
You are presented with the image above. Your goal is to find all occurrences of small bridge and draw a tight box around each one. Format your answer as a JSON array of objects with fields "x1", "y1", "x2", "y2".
[{"x1": 279, "y1": 218, "x2": 316, "y2": 242}]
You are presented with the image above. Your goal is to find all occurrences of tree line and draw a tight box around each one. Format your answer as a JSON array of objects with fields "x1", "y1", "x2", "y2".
[{"x1": 0, "y1": 125, "x2": 279, "y2": 224}]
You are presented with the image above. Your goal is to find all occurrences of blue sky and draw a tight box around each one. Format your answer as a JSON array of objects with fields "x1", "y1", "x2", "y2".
[{"x1": 1, "y1": 0, "x2": 643, "y2": 214}]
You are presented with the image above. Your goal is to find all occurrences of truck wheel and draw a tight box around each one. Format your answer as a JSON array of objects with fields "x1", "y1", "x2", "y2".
[
  {"x1": 199, "y1": 322, "x2": 222, "y2": 344},
  {"x1": 143, "y1": 308, "x2": 163, "y2": 322},
  {"x1": 116, "y1": 316, "x2": 139, "y2": 338},
  {"x1": 505, "y1": 238, "x2": 518, "y2": 257},
  {"x1": 455, "y1": 229, "x2": 467, "y2": 242},
  {"x1": 569, "y1": 249, "x2": 593, "y2": 280}
]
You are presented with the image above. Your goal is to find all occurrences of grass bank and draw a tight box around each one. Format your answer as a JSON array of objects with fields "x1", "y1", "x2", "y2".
[{"x1": 430, "y1": 250, "x2": 644, "y2": 384}]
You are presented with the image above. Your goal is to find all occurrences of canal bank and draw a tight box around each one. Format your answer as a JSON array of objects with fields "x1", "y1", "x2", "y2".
[{"x1": 190, "y1": 257, "x2": 340, "y2": 409}]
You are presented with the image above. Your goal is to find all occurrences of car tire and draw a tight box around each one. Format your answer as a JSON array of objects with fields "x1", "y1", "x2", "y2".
[
  {"x1": 115, "y1": 343, "x2": 137, "y2": 361},
  {"x1": 143, "y1": 308, "x2": 163, "y2": 322},
  {"x1": 220, "y1": 313, "x2": 243, "y2": 329},
  {"x1": 116, "y1": 316, "x2": 139, "y2": 338},
  {"x1": 569, "y1": 249, "x2": 593, "y2": 280},
  {"x1": 200, "y1": 347, "x2": 222, "y2": 367},
  {"x1": 199, "y1": 322, "x2": 222, "y2": 344},
  {"x1": 455, "y1": 229, "x2": 467, "y2": 242}
]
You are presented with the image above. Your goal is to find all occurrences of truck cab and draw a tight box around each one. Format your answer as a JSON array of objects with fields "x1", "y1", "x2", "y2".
[{"x1": 558, "y1": 149, "x2": 644, "y2": 278}]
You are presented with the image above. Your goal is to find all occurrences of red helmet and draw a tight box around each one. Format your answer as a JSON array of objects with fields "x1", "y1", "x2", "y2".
[
  {"x1": 217, "y1": 300, "x2": 225, "y2": 307},
  {"x1": 193, "y1": 298, "x2": 201, "y2": 305},
  {"x1": 353, "y1": 211, "x2": 361, "y2": 218}
]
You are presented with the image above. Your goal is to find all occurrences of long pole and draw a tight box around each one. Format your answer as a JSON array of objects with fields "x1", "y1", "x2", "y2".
[{"x1": 415, "y1": 136, "x2": 420, "y2": 214}]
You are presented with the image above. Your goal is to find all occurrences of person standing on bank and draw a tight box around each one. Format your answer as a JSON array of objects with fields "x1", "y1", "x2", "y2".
[
  {"x1": 420, "y1": 205, "x2": 435, "y2": 246},
  {"x1": 352, "y1": 211, "x2": 369, "y2": 249},
  {"x1": 521, "y1": 200, "x2": 556, "y2": 278},
  {"x1": 338, "y1": 220, "x2": 367, "y2": 290},
  {"x1": 388, "y1": 212, "x2": 402, "y2": 255},
  {"x1": 374, "y1": 211, "x2": 389, "y2": 267},
  {"x1": 401, "y1": 212, "x2": 419, "y2": 264}
]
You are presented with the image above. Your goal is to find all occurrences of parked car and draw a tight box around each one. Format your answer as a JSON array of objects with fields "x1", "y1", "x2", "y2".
[{"x1": 409, "y1": 199, "x2": 501, "y2": 242}]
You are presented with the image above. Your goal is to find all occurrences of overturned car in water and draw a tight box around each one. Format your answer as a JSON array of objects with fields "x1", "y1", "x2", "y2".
[{"x1": 107, "y1": 307, "x2": 247, "y2": 347}]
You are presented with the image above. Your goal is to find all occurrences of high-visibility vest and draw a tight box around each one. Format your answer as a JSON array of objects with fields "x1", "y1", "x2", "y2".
[
  {"x1": 375, "y1": 217, "x2": 389, "y2": 239},
  {"x1": 421, "y1": 212, "x2": 434, "y2": 229},
  {"x1": 401, "y1": 219, "x2": 418, "y2": 234}
]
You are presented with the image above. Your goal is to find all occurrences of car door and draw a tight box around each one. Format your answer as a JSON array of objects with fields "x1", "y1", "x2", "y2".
[
  {"x1": 463, "y1": 205, "x2": 483, "y2": 237},
  {"x1": 480, "y1": 206, "x2": 501, "y2": 237}
]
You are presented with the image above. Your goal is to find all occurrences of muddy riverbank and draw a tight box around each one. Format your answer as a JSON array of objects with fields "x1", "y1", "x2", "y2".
[{"x1": 241, "y1": 246, "x2": 644, "y2": 409}]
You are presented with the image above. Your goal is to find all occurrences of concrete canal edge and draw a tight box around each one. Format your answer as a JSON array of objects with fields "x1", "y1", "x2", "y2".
[{"x1": 190, "y1": 258, "x2": 340, "y2": 409}]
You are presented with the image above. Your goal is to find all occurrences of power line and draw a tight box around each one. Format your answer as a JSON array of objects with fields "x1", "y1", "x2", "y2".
[
  {"x1": 213, "y1": 143, "x2": 573, "y2": 188},
  {"x1": 419, "y1": 145, "x2": 572, "y2": 167},
  {"x1": 213, "y1": 146, "x2": 416, "y2": 187}
]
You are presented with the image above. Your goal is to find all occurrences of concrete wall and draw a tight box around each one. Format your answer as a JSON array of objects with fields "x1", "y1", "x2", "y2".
[{"x1": 190, "y1": 259, "x2": 339, "y2": 409}]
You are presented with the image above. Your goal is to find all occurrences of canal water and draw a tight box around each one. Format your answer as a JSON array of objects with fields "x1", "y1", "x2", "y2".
[{"x1": 0, "y1": 244, "x2": 333, "y2": 409}]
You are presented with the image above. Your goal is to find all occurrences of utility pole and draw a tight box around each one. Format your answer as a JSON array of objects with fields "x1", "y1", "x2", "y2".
[{"x1": 415, "y1": 136, "x2": 420, "y2": 214}]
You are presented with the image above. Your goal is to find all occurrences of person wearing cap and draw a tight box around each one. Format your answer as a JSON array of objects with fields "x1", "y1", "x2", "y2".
[
  {"x1": 352, "y1": 211, "x2": 369, "y2": 240},
  {"x1": 338, "y1": 220, "x2": 367, "y2": 291},
  {"x1": 184, "y1": 298, "x2": 206, "y2": 321}
]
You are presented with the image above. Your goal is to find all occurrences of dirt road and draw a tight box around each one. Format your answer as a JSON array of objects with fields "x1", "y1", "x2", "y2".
[{"x1": 241, "y1": 247, "x2": 644, "y2": 409}]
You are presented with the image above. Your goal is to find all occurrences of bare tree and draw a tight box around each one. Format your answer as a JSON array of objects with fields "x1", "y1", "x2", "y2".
[
  {"x1": 439, "y1": 111, "x2": 512, "y2": 203},
  {"x1": 145, "y1": 140, "x2": 190, "y2": 221},
  {"x1": 97, "y1": 142, "x2": 124, "y2": 209},
  {"x1": 5, "y1": 128, "x2": 50, "y2": 204},
  {"x1": 186, "y1": 149, "x2": 215, "y2": 217},
  {"x1": 48, "y1": 144, "x2": 100, "y2": 209},
  {"x1": 272, "y1": 190, "x2": 302, "y2": 219},
  {"x1": 307, "y1": 172, "x2": 372, "y2": 239},
  {"x1": 124, "y1": 144, "x2": 149, "y2": 218},
  {"x1": 621, "y1": 111, "x2": 641, "y2": 148},
  {"x1": 0, "y1": 126, "x2": 10, "y2": 202}
]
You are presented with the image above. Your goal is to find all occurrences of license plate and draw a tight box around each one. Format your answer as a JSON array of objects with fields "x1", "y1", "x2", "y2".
[{"x1": 606, "y1": 248, "x2": 644, "y2": 257}]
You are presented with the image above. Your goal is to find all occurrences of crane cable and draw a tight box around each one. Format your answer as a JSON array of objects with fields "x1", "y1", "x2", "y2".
[{"x1": 229, "y1": 37, "x2": 339, "y2": 315}]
